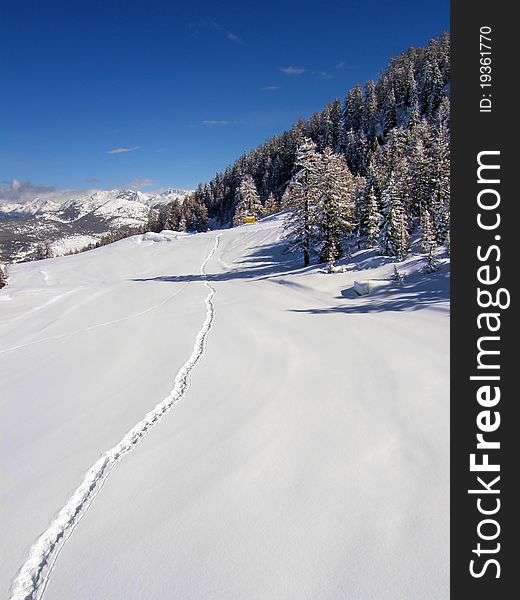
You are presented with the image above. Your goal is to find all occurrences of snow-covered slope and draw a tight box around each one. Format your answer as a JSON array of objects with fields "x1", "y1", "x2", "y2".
[{"x1": 0, "y1": 215, "x2": 449, "y2": 600}]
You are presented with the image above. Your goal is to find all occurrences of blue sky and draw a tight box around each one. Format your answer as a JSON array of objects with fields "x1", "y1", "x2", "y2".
[{"x1": 0, "y1": 0, "x2": 449, "y2": 196}]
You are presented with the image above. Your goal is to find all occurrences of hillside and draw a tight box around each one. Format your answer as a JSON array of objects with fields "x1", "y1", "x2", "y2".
[{"x1": 1, "y1": 215, "x2": 449, "y2": 599}]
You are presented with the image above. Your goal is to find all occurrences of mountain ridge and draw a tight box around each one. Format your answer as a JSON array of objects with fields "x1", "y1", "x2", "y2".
[{"x1": 0, "y1": 188, "x2": 191, "y2": 262}]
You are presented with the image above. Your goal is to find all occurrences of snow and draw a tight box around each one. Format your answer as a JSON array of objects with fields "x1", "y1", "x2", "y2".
[
  {"x1": 0, "y1": 215, "x2": 449, "y2": 599},
  {"x1": 51, "y1": 235, "x2": 100, "y2": 257}
]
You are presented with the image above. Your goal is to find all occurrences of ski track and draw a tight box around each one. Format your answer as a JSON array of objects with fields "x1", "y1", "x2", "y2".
[{"x1": 9, "y1": 233, "x2": 221, "y2": 600}]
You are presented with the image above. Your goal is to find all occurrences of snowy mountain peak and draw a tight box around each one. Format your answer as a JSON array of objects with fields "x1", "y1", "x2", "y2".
[{"x1": 0, "y1": 187, "x2": 192, "y2": 261}]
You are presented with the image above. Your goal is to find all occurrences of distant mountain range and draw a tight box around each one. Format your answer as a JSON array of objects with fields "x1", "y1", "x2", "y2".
[{"x1": 0, "y1": 188, "x2": 190, "y2": 262}]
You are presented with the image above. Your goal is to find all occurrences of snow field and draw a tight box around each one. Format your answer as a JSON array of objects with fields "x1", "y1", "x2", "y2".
[{"x1": 1, "y1": 216, "x2": 449, "y2": 599}]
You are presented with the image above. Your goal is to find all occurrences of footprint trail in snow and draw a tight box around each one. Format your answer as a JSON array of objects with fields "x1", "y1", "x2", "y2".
[{"x1": 9, "y1": 234, "x2": 221, "y2": 600}]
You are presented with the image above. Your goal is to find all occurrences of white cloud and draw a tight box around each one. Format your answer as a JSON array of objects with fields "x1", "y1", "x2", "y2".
[
  {"x1": 279, "y1": 66, "x2": 306, "y2": 76},
  {"x1": 0, "y1": 179, "x2": 56, "y2": 204},
  {"x1": 107, "y1": 146, "x2": 140, "y2": 154},
  {"x1": 191, "y1": 22, "x2": 245, "y2": 46},
  {"x1": 201, "y1": 120, "x2": 237, "y2": 127},
  {"x1": 262, "y1": 85, "x2": 280, "y2": 91},
  {"x1": 128, "y1": 178, "x2": 155, "y2": 190},
  {"x1": 227, "y1": 32, "x2": 245, "y2": 45}
]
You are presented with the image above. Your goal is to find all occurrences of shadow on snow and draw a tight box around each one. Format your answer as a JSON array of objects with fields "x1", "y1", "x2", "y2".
[
  {"x1": 290, "y1": 269, "x2": 450, "y2": 315},
  {"x1": 131, "y1": 241, "x2": 300, "y2": 284}
]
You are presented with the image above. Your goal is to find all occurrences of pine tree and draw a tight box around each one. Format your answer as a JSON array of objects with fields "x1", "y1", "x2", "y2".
[
  {"x1": 379, "y1": 171, "x2": 409, "y2": 259},
  {"x1": 147, "y1": 208, "x2": 161, "y2": 233},
  {"x1": 183, "y1": 195, "x2": 209, "y2": 231},
  {"x1": 262, "y1": 193, "x2": 280, "y2": 217},
  {"x1": 315, "y1": 148, "x2": 356, "y2": 265},
  {"x1": 427, "y1": 62, "x2": 444, "y2": 118},
  {"x1": 405, "y1": 68, "x2": 420, "y2": 127},
  {"x1": 392, "y1": 263, "x2": 405, "y2": 284},
  {"x1": 420, "y1": 207, "x2": 436, "y2": 254},
  {"x1": 423, "y1": 249, "x2": 440, "y2": 273},
  {"x1": 408, "y1": 127, "x2": 432, "y2": 221},
  {"x1": 422, "y1": 45, "x2": 445, "y2": 118},
  {"x1": 344, "y1": 84, "x2": 364, "y2": 133},
  {"x1": 164, "y1": 199, "x2": 183, "y2": 230},
  {"x1": 34, "y1": 240, "x2": 54, "y2": 261},
  {"x1": 430, "y1": 99, "x2": 450, "y2": 243},
  {"x1": 283, "y1": 138, "x2": 322, "y2": 266},
  {"x1": 382, "y1": 84, "x2": 397, "y2": 135},
  {"x1": 365, "y1": 186, "x2": 382, "y2": 248},
  {"x1": 329, "y1": 98, "x2": 343, "y2": 151},
  {"x1": 233, "y1": 174, "x2": 262, "y2": 226},
  {"x1": 362, "y1": 80, "x2": 379, "y2": 139}
]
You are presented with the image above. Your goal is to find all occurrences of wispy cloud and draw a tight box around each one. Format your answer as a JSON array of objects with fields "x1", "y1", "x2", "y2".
[
  {"x1": 201, "y1": 120, "x2": 237, "y2": 127},
  {"x1": 227, "y1": 32, "x2": 245, "y2": 45},
  {"x1": 277, "y1": 61, "x2": 348, "y2": 82},
  {"x1": 262, "y1": 85, "x2": 280, "y2": 91},
  {"x1": 107, "y1": 146, "x2": 140, "y2": 154},
  {"x1": 190, "y1": 22, "x2": 245, "y2": 46},
  {"x1": 84, "y1": 177, "x2": 100, "y2": 183},
  {"x1": 128, "y1": 177, "x2": 155, "y2": 190},
  {"x1": 279, "y1": 66, "x2": 306, "y2": 76}
]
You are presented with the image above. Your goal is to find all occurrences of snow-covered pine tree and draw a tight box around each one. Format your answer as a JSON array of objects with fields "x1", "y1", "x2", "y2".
[
  {"x1": 427, "y1": 62, "x2": 444, "y2": 118},
  {"x1": 146, "y1": 207, "x2": 161, "y2": 233},
  {"x1": 392, "y1": 263, "x2": 405, "y2": 284},
  {"x1": 34, "y1": 241, "x2": 54, "y2": 261},
  {"x1": 315, "y1": 148, "x2": 356, "y2": 266},
  {"x1": 420, "y1": 207, "x2": 436, "y2": 254},
  {"x1": 382, "y1": 84, "x2": 397, "y2": 135},
  {"x1": 423, "y1": 249, "x2": 440, "y2": 273},
  {"x1": 262, "y1": 192, "x2": 280, "y2": 217},
  {"x1": 233, "y1": 174, "x2": 262, "y2": 226},
  {"x1": 319, "y1": 103, "x2": 335, "y2": 151},
  {"x1": 164, "y1": 199, "x2": 183, "y2": 230},
  {"x1": 365, "y1": 186, "x2": 382, "y2": 248},
  {"x1": 283, "y1": 138, "x2": 322, "y2": 266},
  {"x1": 344, "y1": 84, "x2": 364, "y2": 133},
  {"x1": 329, "y1": 98, "x2": 343, "y2": 152},
  {"x1": 407, "y1": 126, "x2": 432, "y2": 222},
  {"x1": 430, "y1": 98, "x2": 450, "y2": 243},
  {"x1": 183, "y1": 195, "x2": 209, "y2": 231},
  {"x1": 379, "y1": 171, "x2": 409, "y2": 260},
  {"x1": 405, "y1": 67, "x2": 420, "y2": 127},
  {"x1": 362, "y1": 79, "x2": 379, "y2": 139}
]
